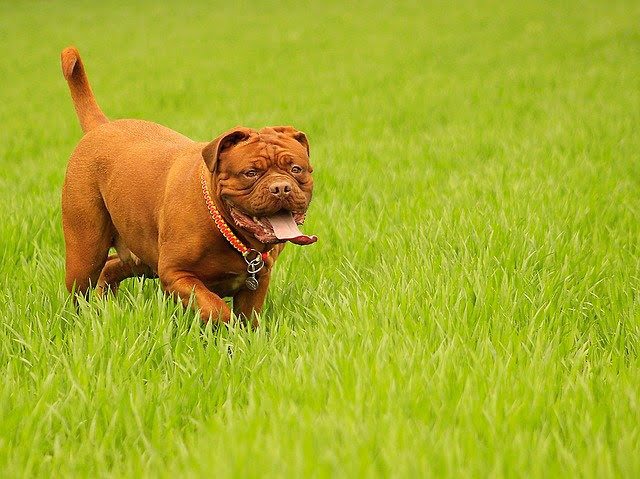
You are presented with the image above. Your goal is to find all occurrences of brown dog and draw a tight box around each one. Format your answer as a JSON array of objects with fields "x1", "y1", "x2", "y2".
[{"x1": 60, "y1": 47, "x2": 316, "y2": 326}]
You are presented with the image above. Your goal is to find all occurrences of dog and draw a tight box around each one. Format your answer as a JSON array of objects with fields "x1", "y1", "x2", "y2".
[{"x1": 60, "y1": 47, "x2": 316, "y2": 326}]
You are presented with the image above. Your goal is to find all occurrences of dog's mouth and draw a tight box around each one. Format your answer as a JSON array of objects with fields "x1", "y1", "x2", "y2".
[{"x1": 228, "y1": 207, "x2": 317, "y2": 245}]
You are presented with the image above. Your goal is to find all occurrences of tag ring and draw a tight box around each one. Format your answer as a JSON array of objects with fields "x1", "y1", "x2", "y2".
[{"x1": 243, "y1": 249, "x2": 265, "y2": 274}]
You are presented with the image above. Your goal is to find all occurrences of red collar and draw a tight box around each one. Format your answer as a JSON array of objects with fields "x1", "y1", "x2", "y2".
[{"x1": 200, "y1": 164, "x2": 269, "y2": 264}]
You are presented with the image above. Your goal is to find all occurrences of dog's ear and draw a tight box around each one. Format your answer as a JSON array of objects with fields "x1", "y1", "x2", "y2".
[
  {"x1": 202, "y1": 127, "x2": 252, "y2": 172},
  {"x1": 272, "y1": 126, "x2": 310, "y2": 156}
]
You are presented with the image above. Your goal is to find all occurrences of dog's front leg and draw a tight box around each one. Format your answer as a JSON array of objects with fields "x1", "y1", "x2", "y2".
[
  {"x1": 233, "y1": 271, "x2": 271, "y2": 328},
  {"x1": 162, "y1": 272, "x2": 231, "y2": 323}
]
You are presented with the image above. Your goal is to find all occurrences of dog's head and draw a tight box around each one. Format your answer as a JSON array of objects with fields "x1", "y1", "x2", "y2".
[{"x1": 203, "y1": 126, "x2": 315, "y2": 245}]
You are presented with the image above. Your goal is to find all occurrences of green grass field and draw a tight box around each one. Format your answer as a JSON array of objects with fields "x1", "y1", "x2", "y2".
[{"x1": 1, "y1": 0, "x2": 639, "y2": 477}]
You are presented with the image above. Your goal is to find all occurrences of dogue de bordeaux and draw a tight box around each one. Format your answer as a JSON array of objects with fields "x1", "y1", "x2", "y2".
[{"x1": 60, "y1": 47, "x2": 316, "y2": 327}]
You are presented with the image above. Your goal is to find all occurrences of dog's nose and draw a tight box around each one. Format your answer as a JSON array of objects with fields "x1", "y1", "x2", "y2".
[{"x1": 269, "y1": 181, "x2": 292, "y2": 198}]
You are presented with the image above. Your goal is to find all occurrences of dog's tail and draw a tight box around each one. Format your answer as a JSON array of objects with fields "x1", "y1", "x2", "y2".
[{"x1": 61, "y1": 46, "x2": 108, "y2": 133}]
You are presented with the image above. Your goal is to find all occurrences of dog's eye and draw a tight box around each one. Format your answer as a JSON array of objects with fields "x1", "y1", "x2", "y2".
[
  {"x1": 291, "y1": 165, "x2": 303, "y2": 174},
  {"x1": 244, "y1": 170, "x2": 259, "y2": 178}
]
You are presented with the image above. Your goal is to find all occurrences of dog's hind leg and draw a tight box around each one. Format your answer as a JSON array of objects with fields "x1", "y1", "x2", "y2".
[
  {"x1": 64, "y1": 232, "x2": 112, "y2": 298},
  {"x1": 62, "y1": 186, "x2": 113, "y2": 298},
  {"x1": 96, "y1": 253, "x2": 156, "y2": 297}
]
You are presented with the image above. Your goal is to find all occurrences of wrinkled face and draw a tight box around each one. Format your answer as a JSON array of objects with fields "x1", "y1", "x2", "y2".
[{"x1": 208, "y1": 127, "x2": 314, "y2": 244}]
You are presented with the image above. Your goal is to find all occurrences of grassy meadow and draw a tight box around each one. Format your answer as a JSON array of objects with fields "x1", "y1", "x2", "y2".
[{"x1": 1, "y1": 0, "x2": 639, "y2": 476}]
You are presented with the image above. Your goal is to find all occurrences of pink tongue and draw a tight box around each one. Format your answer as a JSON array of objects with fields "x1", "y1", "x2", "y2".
[{"x1": 265, "y1": 211, "x2": 317, "y2": 245}]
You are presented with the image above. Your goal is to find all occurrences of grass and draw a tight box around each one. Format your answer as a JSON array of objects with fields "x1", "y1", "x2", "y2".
[{"x1": 1, "y1": 0, "x2": 639, "y2": 476}]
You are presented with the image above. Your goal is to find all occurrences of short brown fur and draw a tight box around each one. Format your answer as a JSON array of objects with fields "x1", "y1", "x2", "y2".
[{"x1": 61, "y1": 47, "x2": 314, "y2": 326}]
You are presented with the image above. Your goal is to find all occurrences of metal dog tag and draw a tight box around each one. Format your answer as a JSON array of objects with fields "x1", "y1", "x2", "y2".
[
  {"x1": 245, "y1": 275, "x2": 259, "y2": 291},
  {"x1": 243, "y1": 249, "x2": 265, "y2": 291}
]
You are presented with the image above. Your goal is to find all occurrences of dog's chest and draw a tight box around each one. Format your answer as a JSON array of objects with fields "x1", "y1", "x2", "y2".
[{"x1": 206, "y1": 271, "x2": 249, "y2": 297}]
